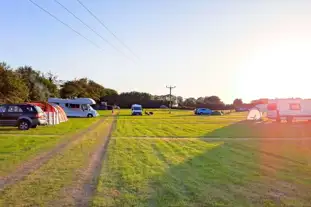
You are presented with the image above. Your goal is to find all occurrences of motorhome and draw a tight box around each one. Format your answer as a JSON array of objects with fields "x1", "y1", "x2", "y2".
[
  {"x1": 48, "y1": 98, "x2": 99, "y2": 118},
  {"x1": 131, "y1": 104, "x2": 143, "y2": 115},
  {"x1": 253, "y1": 99, "x2": 311, "y2": 123}
]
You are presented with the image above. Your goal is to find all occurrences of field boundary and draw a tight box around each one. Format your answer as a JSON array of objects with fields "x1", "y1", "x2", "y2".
[
  {"x1": 0, "y1": 117, "x2": 107, "y2": 190},
  {"x1": 112, "y1": 136, "x2": 311, "y2": 141}
]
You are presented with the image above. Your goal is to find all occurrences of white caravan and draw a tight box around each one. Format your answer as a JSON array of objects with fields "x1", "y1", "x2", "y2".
[
  {"x1": 48, "y1": 98, "x2": 99, "y2": 118},
  {"x1": 249, "y1": 99, "x2": 311, "y2": 123},
  {"x1": 131, "y1": 104, "x2": 143, "y2": 115}
]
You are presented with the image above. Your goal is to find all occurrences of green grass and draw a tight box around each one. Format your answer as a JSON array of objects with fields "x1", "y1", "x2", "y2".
[
  {"x1": 113, "y1": 110, "x2": 246, "y2": 138},
  {"x1": 0, "y1": 135, "x2": 59, "y2": 176},
  {"x1": 93, "y1": 138, "x2": 311, "y2": 207},
  {"x1": 0, "y1": 119, "x2": 113, "y2": 206},
  {"x1": 113, "y1": 109, "x2": 311, "y2": 138},
  {"x1": 0, "y1": 117, "x2": 101, "y2": 135}
]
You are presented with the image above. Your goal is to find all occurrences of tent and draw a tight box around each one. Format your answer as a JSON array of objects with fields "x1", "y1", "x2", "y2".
[
  {"x1": 29, "y1": 102, "x2": 68, "y2": 125},
  {"x1": 50, "y1": 103, "x2": 68, "y2": 123},
  {"x1": 247, "y1": 108, "x2": 262, "y2": 121}
]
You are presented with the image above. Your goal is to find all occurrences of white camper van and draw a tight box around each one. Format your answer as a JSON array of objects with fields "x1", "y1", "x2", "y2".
[
  {"x1": 48, "y1": 98, "x2": 99, "y2": 118},
  {"x1": 131, "y1": 104, "x2": 143, "y2": 115},
  {"x1": 265, "y1": 99, "x2": 311, "y2": 123}
]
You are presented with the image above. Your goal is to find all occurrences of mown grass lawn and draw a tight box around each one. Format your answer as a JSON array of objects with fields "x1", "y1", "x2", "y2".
[
  {"x1": 113, "y1": 109, "x2": 311, "y2": 138},
  {"x1": 0, "y1": 135, "x2": 59, "y2": 176},
  {"x1": 0, "y1": 117, "x2": 101, "y2": 135},
  {"x1": 113, "y1": 109, "x2": 246, "y2": 138},
  {"x1": 93, "y1": 138, "x2": 311, "y2": 207},
  {"x1": 0, "y1": 119, "x2": 113, "y2": 206},
  {"x1": 0, "y1": 116, "x2": 104, "y2": 176}
]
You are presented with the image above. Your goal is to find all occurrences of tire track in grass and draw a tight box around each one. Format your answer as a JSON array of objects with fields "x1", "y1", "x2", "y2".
[
  {"x1": 50, "y1": 116, "x2": 117, "y2": 207},
  {"x1": 0, "y1": 118, "x2": 106, "y2": 190}
]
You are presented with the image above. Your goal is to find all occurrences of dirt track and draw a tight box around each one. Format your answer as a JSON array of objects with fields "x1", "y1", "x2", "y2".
[
  {"x1": 0, "y1": 118, "x2": 107, "y2": 190},
  {"x1": 47, "y1": 116, "x2": 117, "y2": 207}
]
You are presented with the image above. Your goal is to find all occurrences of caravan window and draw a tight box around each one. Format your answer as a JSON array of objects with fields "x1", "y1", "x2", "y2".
[
  {"x1": 65, "y1": 103, "x2": 80, "y2": 109},
  {"x1": 289, "y1": 103, "x2": 301, "y2": 110}
]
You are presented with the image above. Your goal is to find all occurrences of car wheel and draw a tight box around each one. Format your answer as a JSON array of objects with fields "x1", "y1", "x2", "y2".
[
  {"x1": 18, "y1": 120, "x2": 30, "y2": 130},
  {"x1": 87, "y1": 114, "x2": 93, "y2": 118},
  {"x1": 199, "y1": 112, "x2": 203, "y2": 115}
]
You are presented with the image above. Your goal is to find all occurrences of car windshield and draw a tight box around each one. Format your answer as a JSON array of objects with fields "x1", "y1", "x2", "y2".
[{"x1": 133, "y1": 107, "x2": 141, "y2": 110}]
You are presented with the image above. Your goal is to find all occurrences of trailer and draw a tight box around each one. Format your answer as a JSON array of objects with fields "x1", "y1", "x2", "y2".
[{"x1": 248, "y1": 98, "x2": 311, "y2": 123}]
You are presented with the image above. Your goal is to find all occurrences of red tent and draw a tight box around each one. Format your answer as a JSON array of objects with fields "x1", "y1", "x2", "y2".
[{"x1": 28, "y1": 102, "x2": 68, "y2": 125}]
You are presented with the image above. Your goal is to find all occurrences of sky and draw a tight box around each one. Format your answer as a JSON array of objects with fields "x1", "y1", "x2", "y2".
[{"x1": 1, "y1": 0, "x2": 311, "y2": 104}]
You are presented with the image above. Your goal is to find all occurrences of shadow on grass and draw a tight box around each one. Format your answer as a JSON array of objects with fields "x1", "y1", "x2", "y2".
[
  {"x1": 147, "y1": 141, "x2": 263, "y2": 207},
  {"x1": 204, "y1": 120, "x2": 311, "y2": 138},
  {"x1": 143, "y1": 123, "x2": 311, "y2": 206},
  {"x1": 145, "y1": 120, "x2": 311, "y2": 206},
  {"x1": 146, "y1": 139, "x2": 311, "y2": 207}
]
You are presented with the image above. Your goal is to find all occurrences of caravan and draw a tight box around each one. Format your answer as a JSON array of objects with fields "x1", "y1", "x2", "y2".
[
  {"x1": 266, "y1": 99, "x2": 311, "y2": 123},
  {"x1": 247, "y1": 99, "x2": 311, "y2": 123},
  {"x1": 48, "y1": 98, "x2": 99, "y2": 118}
]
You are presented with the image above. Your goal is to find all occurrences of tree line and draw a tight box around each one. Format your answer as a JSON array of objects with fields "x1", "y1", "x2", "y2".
[{"x1": 1, "y1": 61, "x2": 250, "y2": 109}]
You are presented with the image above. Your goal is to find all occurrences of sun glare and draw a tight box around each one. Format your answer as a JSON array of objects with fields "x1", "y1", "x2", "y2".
[{"x1": 236, "y1": 38, "x2": 311, "y2": 100}]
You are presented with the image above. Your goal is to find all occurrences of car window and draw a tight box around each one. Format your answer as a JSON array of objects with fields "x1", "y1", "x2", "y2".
[
  {"x1": 7, "y1": 105, "x2": 23, "y2": 113},
  {"x1": 25, "y1": 106, "x2": 35, "y2": 112},
  {"x1": 0, "y1": 105, "x2": 6, "y2": 112}
]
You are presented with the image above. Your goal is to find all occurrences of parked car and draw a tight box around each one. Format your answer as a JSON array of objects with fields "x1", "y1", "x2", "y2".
[
  {"x1": 194, "y1": 108, "x2": 212, "y2": 115},
  {"x1": 0, "y1": 104, "x2": 47, "y2": 130}
]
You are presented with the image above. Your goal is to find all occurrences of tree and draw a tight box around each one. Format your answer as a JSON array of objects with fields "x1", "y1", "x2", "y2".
[
  {"x1": 196, "y1": 97, "x2": 204, "y2": 104},
  {"x1": 0, "y1": 63, "x2": 29, "y2": 103},
  {"x1": 233, "y1": 98, "x2": 243, "y2": 107},
  {"x1": 203, "y1": 96, "x2": 222, "y2": 105},
  {"x1": 183, "y1": 97, "x2": 196, "y2": 106},
  {"x1": 16, "y1": 66, "x2": 59, "y2": 101},
  {"x1": 176, "y1": 96, "x2": 183, "y2": 106}
]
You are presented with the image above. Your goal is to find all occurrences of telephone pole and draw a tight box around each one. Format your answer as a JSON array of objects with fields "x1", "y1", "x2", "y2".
[{"x1": 166, "y1": 85, "x2": 176, "y2": 113}]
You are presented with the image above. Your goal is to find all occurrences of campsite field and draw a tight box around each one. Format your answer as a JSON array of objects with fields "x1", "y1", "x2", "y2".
[
  {"x1": 2, "y1": 109, "x2": 311, "y2": 206},
  {"x1": 93, "y1": 138, "x2": 311, "y2": 207},
  {"x1": 93, "y1": 109, "x2": 311, "y2": 207}
]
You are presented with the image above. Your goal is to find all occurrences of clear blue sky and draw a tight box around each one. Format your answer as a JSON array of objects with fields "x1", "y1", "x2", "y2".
[{"x1": 1, "y1": 0, "x2": 311, "y2": 104}]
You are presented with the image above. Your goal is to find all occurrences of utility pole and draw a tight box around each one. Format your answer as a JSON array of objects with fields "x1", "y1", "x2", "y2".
[{"x1": 166, "y1": 85, "x2": 176, "y2": 113}]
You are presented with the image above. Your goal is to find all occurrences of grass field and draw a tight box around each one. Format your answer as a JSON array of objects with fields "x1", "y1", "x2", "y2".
[
  {"x1": 93, "y1": 138, "x2": 311, "y2": 207},
  {"x1": 113, "y1": 109, "x2": 311, "y2": 138},
  {"x1": 2, "y1": 109, "x2": 311, "y2": 206},
  {"x1": 0, "y1": 135, "x2": 59, "y2": 176},
  {"x1": 0, "y1": 116, "x2": 106, "y2": 176},
  {"x1": 0, "y1": 119, "x2": 113, "y2": 206},
  {"x1": 113, "y1": 110, "x2": 245, "y2": 138},
  {"x1": 92, "y1": 109, "x2": 311, "y2": 207}
]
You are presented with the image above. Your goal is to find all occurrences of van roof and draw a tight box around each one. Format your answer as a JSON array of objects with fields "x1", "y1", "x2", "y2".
[{"x1": 48, "y1": 98, "x2": 96, "y2": 105}]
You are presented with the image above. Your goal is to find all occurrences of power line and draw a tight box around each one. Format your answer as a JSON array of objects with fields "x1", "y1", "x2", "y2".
[
  {"x1": 75, "y1": 0, "x2": 140, "y2": 60},
  {"x1": 28, "y1": 0, "x2": 104, "y2": 51},
  {"x1": 53, "y1": 0, "x2": 130, "y2": 59}
]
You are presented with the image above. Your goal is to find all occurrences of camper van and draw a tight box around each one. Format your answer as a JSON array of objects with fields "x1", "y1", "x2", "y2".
[
  {"x1": 131, "y1": 104, "x2": 143, "y2": 115},
  {"x1": 48, "y1": 98, "x2": 99, "y2": 118},
  {"x1": 261, "y1": 99, "x2": 311, "y2": 123}
]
